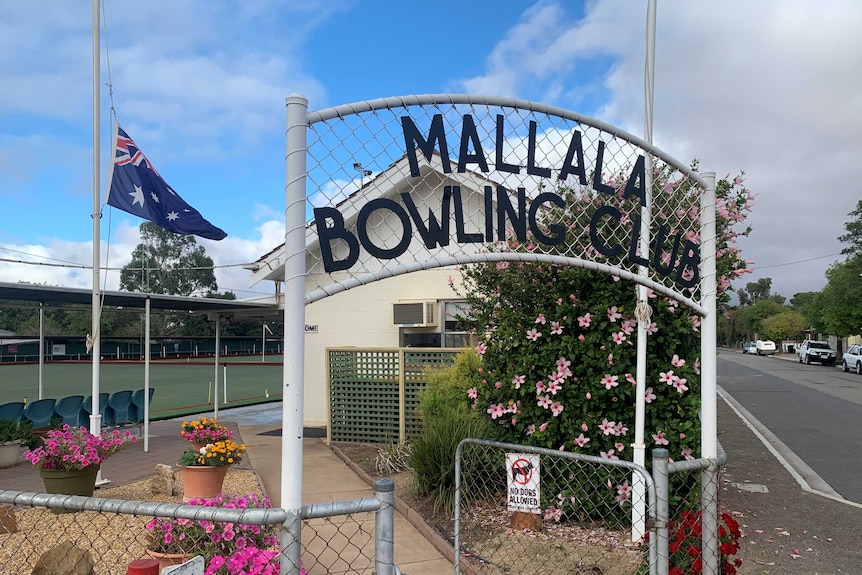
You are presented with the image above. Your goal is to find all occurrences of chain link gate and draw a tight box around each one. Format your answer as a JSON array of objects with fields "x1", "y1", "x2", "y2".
[{"x1": 454, "y1": 438, "x2": 656, "y2": 575}]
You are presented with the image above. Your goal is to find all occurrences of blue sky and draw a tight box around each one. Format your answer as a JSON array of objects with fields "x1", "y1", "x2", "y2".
[{"x1": 1, "y1": 0, "x2": 861, "y2": 301}]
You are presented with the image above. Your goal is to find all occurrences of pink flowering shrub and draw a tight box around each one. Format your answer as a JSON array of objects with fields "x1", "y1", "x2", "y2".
[
  {"x1": 454, "y1": 170, "x2": 752, "y2": 520},
  {"x1": 24, "y1": 424, "x2": 136, "y2": 471}
]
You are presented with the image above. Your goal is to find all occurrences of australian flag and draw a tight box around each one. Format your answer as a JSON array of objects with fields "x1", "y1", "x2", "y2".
[{"x1": 106, "y1": 123, "x2": 227, "y2": 240}]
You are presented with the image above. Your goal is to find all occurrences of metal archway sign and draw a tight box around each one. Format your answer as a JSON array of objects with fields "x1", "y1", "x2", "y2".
[{"x1": 278, "y1": 93, "x2": 717, "y2": 566}]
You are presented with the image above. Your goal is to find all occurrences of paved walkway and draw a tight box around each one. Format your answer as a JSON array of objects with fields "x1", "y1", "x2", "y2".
[{"x1": 0, "y1": 405, "x2": 452, "y2": 575}]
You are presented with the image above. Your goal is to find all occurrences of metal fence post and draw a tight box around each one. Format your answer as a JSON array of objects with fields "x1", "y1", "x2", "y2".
[
  {"x1": 701, "y1": 464, "x2": 720, "y2": 575},
  {"x1": 652, "y1": 448, "x2": 669, "y2": 575},
  {"x1": 375, "y1": 478, "x2": 396, "y2": 575}
]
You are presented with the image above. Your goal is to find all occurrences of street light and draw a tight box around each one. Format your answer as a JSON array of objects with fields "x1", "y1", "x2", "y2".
[{"x1": 353, "y1": 162, "x2": 372, "y2": 187}]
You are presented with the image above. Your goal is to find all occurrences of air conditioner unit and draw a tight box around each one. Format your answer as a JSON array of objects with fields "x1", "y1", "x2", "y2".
[{"x1": 393, "y1": 301, "x2": 437, "y2": 327}]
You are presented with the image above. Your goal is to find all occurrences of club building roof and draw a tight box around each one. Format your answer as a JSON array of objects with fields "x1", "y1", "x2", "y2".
[{"x1": 0, "y1": 281, "x2": 280, "y2": 320}]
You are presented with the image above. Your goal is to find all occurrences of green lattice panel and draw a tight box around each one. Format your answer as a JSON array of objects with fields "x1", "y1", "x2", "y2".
[{"x1": 329, "y1": 350, "x2": 401, "y2": 443}]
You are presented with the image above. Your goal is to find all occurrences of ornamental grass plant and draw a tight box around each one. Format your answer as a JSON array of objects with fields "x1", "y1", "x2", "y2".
[{"x1": 23, "y1": 424, "x2": 136, "y2": 471}]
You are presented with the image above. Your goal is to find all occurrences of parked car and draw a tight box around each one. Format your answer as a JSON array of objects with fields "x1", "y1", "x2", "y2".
[
  {"x1": 797, "y1": 340, "x2": 837, "y2": 366},
  {"x1": 755, "y1": 340, "x2": 776, "y2": 356},
  {"x1": 742, "y1": 342, "x2": 757, "y2": 354},
  {"x1": 842, "y1": 344, "x2": 862, "y2": 374}
]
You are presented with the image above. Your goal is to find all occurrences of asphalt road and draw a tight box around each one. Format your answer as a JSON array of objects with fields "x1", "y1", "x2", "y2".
[{"x1": 717, "y1": 350, "x2": 862, "y2": 574}]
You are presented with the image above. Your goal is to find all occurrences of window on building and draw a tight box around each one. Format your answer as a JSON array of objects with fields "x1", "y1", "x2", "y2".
[{"x1": 443, "y1": 301, "x2": 472, "y2": 348}]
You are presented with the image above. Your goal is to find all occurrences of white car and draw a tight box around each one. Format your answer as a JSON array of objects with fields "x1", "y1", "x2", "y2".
[
  {"x1": 843, "y1": 344, "x2": 862, "y2": 374},
  {"x1": 742, "y1": 342, "x2": 757, "y2": 354},
  {"x1": 755, "y1": 340, "x2": 776, "y2": 356},
  {"x1": 797, "y1": 340, "x2": 837, "y2": 366}
]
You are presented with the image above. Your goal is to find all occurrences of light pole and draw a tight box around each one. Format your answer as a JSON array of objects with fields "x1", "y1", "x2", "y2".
[{"x1": 353, "y1": 162, "x2": 372, "y2": 188}]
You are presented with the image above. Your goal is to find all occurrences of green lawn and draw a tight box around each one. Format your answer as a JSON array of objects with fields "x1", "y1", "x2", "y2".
[{"x1": 0, "y1": 357, "x2": 284, "y2": 420}]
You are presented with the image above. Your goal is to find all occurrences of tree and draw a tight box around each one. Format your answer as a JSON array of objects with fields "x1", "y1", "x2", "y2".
[
  {"x1": 818, "y1": 256, "x2": 862, "y2": 337},
  {"x1": 838, "y1": 200, "x2": 862, "y2": 256},
  {"x1": 120, "y1": 222, "x2": 218, "y2": 296},
  {"x1": 761, "y1": 310, "x2": 805, "y2": 342},
  {"x1": 741, "y1": 299, "x2": 784, "y2": 338},
  {"x1": 737, "y1": 278, "x2": 784, "y2": 307}
]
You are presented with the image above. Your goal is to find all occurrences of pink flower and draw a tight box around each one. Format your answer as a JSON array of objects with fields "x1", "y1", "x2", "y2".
[
  {"x1": 578, "y1": 334, "x2": 585, "y2": 341},
  {"x1": 625, "y1": 372, "x2": 637, "y2": 386},
  {"x1": 614, "y1": 442, "x2": 625, "y2": 452},
  {"x1": 612, "y1": 332, "x2": 626, "y2": 345},
  {"x1": 512, "y1": 375, "x2": 525, "y2": 389},
  {"x1": 526, "y1": 328, "x2": 541, "y2": 341},
  {"x1": 494, "y1": 381, "x2": 502, "y2": 389},
  {"x1": 547, "y1": 380, "x2": 562, "y2": 395},
  {"x1": 614, "y1": 422, "x2": 628, "y2": 436},
  {"x1": 672, "y1": 377, "x2": 689, "y2": 393},
  {"x1": 601, "y1": 374, "x2": 619, "y2": 390},
  {"x1": 526, "y1": 424, "x2": 536, "y2": 436},
  {"x1": 486, "y1": 404, "x2": 505, "y2": 419},
  {"x1": 616, "y1": 481, "x2": 632, "y2": 503},
  {"x1": 691, "y1": 315, "x2": 701, "y2": 332},
  {"x1": 556, "y1": 357, "x2": 572, "y2": 377},
  {"x1": 652, "y1": 431, "x2": 669, "y2": 445},
  {"x1": 599, "y1": 419, "x2": 616, "y2": 436},
  {"x1": 475, "y1": 343, "x2": 487, "y2": 355},
  {"x1": 682, "y1": 448, "x2": 694, "y2": 460},
  {"x1": 535, "y1": 381, "x2": 547, "y2": 393},
  {"x1": 671, "y1": 354, "x2": 685, "y2": 367},
  {"x1": 601, "y1": 449, "x2": 619, "y2": 461},
  {"x1": 550, "y1": 402, "x2": 564, "y2": 417},
  {"x1": 544, "y1": 506, "x2": 562, "y2": 522},
  {"x1": 573, "y1": 433, "x2": 590, "y2": 447},
  {"x1": 659, "y1": 370, "x2": 675, "y2": 385},
  {"x1": 467, "y1": 387, "x2": 477, "y2": 399},
  {"x1": 577, "y1": 313, "x2": 592, "y2": 327},
  {"x1": 644, "y1": 387, "x2": 656, "y2": 403},
  {"x1": 581, "y1": 422, "x2": 588, "y2": 432},
  {"x1": 607, "y1": 306, "x2": 622, "y2": 322},
  {"x1": 538, "y1": 421, "x2": 549, "y2": 432},
  {"x1": 535, "y1": 313, "x2": 546, "y2": 325},
  {"x1": 646, "y1": 322, "x2": 658, "y2": 335},
  {"x1": 550, "y1": 321, "x2": 563, "y2": 335},
  {"x1": 537, "y1": 395, "x2": 552, "y2": 409}
]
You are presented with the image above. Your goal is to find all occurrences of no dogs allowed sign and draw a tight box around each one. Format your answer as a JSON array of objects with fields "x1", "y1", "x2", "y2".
[{"x1": 506, "y1": 453, "x2": 540, "y2": 514}]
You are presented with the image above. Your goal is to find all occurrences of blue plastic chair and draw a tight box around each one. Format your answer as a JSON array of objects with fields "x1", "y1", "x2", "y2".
[
  {"x1": 24, "y1": 398, "x2": 57, "y2": 429},
  {"x1": 104, "y1": 390, "x2": 134, "y2": 426},
  {"x1": 81, "y1": 393, "x2": 109, "y2": 426},
  {"x1": 54, "y1": 395, "x2": 85, "y2": 428},
  {"x1": 129, "y1": 388, "x2": 155, "y2": 424},
  {"x1": 0, "y1": 402, "x2": 25, "y2": 426}
]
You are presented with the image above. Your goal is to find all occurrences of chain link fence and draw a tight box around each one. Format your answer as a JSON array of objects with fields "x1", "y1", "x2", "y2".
[
  {"x1": 0, "y1": 480, "x2": 396, "y2": 575},
  {"x1": 454, "y1": 438, "x2": 654, "y2": 575}
]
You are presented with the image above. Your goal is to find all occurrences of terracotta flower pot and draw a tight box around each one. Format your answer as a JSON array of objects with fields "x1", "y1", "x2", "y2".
[{"x1": 180, "y1": 465, "x2": 228, "y2": 502}]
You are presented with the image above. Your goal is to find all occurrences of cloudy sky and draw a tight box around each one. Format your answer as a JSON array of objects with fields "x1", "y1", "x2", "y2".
[{"x1": 0, "y1": 0, "x2": 859, "y2": 302}]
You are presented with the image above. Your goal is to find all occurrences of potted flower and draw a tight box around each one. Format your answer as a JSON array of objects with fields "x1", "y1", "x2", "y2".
[
  {"x1": 180, "y1": 418, "x2": 234, "y2": 450},
  {"x1": 145, "y1": 492, "x2": 279, "y2": 571},
  {"x1": 0, "y1": 420, "x2": 33, "y2": 468},
  {"x1": 23, "y1": 425, "x2": 136, "y2": 503},
  {"x1": 178, "y1": 440, "x2": 246, "y2": 502}
]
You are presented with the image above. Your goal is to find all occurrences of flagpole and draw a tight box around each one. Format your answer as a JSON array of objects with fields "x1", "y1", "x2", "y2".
[{"x1": 90, "y1": 0, "x2": 103, "y2": 448}]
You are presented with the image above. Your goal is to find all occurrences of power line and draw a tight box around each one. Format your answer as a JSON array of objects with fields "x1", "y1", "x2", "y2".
[{"x1": 755, "y1": 252, "x2": 842, "y2": 270}]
